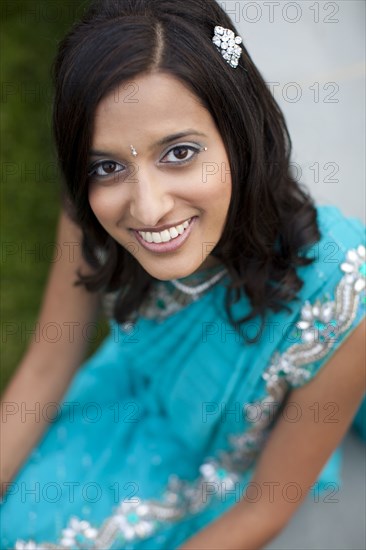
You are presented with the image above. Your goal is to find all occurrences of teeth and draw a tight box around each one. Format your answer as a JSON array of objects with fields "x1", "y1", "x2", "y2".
[
  {"x1": 160, "y1": 230, "x2": 171, "y2": 243},
  {"x1": 169, "y1": 227, "x2": 179, "y2": 238},
  {"x1": 152, "y1": 232, "x2": 162, "y2": 243},
  {"x1": 138, "y1": 218, "x2": 192, "y2": 243}
]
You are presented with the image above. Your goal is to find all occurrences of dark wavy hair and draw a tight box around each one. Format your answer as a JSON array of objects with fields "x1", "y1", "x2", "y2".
[{"x1": 52, "y1": 0, "x2": 321, "y2": 343}]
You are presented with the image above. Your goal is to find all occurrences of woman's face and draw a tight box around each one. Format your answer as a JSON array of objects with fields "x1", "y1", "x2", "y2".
[{"x1": 88, "y1": 72, "x2": 232, "y2": 281}]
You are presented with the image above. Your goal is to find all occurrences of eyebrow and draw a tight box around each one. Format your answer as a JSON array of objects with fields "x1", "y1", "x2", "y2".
[{"x1": 89, "y1": 130, "x2": 207, "y2": 157}]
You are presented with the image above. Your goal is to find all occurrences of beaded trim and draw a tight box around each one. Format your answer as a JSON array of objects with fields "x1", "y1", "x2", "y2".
[
  {"x1": 103, "y1": 264, "x2": 230, "y2": 325},
  {"x1": 263, "y1": 244, "x2": 366, "y2": 392},
  {"x1": 14, "y1": 244, "x2": 365, "y2": 549}
]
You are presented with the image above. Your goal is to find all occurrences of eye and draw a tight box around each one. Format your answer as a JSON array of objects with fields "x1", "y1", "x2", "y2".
[
  {"x1": 160, "y1": 144, "x2": 202, "y2": 165},
  {"x1": 88, "y1": 160, "x2": 125, "y2": 178}
]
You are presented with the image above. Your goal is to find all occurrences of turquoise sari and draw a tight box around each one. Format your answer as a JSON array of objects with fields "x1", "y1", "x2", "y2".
[{"x1": 1, "y1": 205, "x2": 365, "y2": 549}]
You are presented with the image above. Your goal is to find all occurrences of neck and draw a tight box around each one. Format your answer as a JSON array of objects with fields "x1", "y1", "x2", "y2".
[
  {"x1": 191, "y1": 255, "x2": 222, "y2": 274},
  {"x1": 175, "y1": 259, "x2": 225, "y2": 284}
]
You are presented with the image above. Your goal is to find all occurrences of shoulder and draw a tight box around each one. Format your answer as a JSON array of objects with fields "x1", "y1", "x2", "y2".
[
  {"x1": 311, "y1": 203, "x2": 364, "y2": 263},
  {"x1": 264, "y1": 204, "x2": 365, "y2": 392},
  {"x1": 296, "y1": 204, "x2": 365, "y2": 299}
]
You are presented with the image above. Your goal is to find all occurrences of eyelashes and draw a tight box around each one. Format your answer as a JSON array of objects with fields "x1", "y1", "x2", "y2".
[
  {"x1": 87, "y1": 143, "x2": 205, "y2": 180},
  {"x1": 88, "y1": 160, "x2": 124, "y2": 179}
]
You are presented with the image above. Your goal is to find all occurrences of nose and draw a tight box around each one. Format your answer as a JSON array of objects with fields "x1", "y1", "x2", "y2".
[{"x1": 128, "y1": 167, "x2": 174, "y2": 228}]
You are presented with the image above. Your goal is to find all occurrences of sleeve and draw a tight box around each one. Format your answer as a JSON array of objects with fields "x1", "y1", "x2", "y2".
[{"x1": 264, "y1": 205, "x2": 365, "y2": 391}]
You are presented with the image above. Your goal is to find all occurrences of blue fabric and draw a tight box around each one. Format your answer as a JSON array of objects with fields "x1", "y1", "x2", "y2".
[
  {"x1": 1, "y1": 204, "x2": 365, "y2": 549},
  {"x1": 352, "y1": 395, "x2": 366, "y2": 440}
]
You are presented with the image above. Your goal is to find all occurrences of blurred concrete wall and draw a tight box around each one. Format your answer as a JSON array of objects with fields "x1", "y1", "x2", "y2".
[{"x1": 223, "y1": 0, "x2": 365, "y2": 222}]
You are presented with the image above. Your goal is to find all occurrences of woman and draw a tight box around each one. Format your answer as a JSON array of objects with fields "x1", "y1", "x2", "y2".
[{"x1": 1, "y1": 0, "x2": 365, "y2": 548}]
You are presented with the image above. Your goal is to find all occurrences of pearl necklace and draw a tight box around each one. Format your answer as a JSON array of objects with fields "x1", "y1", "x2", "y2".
[{"x1": 170, "y1": 268, "x2": 228, "y2": 295}]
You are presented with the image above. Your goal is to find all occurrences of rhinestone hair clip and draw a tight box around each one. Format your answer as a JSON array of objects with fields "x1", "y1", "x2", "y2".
[{"x1": 212, "y1": 25, "x2": 243, "y2": 69}]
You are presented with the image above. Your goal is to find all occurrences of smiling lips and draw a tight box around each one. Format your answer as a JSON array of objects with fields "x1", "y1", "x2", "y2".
[
  {"x1": 132, "y1": 216, "x2": 197, "y2": 253},
  {"x1": 137, "y1": 218, "x2": 192, "y2": 243}
]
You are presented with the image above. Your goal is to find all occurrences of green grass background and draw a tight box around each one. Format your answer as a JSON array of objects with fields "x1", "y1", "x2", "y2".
[{"x1": 1, "y1": 0, "x2": 108, "y2": 393}]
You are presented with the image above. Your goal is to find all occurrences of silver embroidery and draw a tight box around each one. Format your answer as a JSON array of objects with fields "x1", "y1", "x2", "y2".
[
  {"x1": 103, "y1": 264, "x2": 229, "y2": 325},
  {"x1": 15, "y1": 244, "x2": 365, "y2": 549},
  {"x1": 263, "y1": 244, "x2": 365, "y2": 390}
]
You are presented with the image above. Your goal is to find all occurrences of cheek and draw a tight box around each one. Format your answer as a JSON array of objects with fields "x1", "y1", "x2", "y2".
[
  {"x1": 88, "y1": 186, "x2": 122, "y2": 225},
  {"x1": 199, "y1": 152, "x2": 232, "y2": 202},
  {"x1": 208, "y1": 172, "x2": 232, "y2": 208},
  {"x1": 189, "y1": 166, "x2": 231, "y2": 203}
]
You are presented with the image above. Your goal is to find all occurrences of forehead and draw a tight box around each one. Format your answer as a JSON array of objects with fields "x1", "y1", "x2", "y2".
[{"x1": 92, "y1": 72, "x2": 213, "y2": 143}]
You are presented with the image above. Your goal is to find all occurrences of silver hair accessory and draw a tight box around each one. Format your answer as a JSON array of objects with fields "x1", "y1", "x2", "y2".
[
  {"x1": 130, "y1": 145, "x2": 138, "y2": 157},
  {"x1": 212, "y1": 26, "x2": 243, "y2": 69}
]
